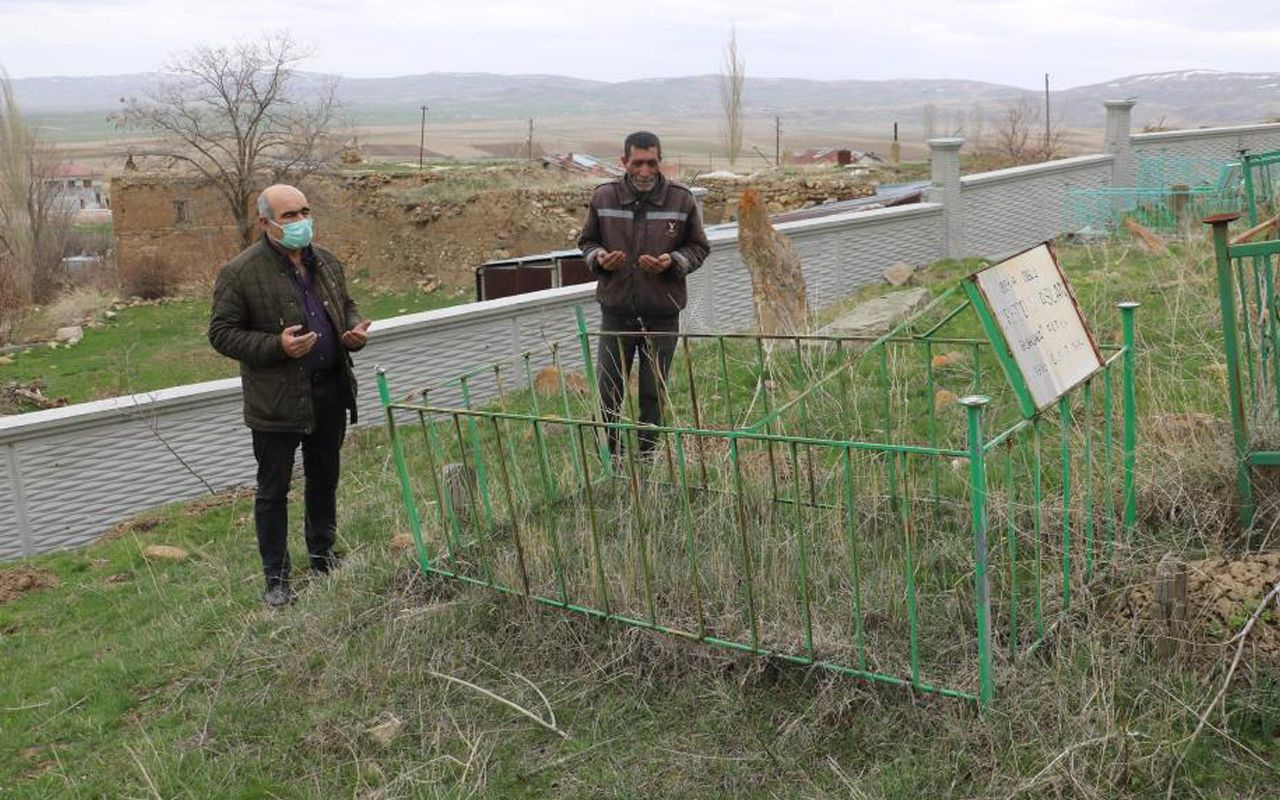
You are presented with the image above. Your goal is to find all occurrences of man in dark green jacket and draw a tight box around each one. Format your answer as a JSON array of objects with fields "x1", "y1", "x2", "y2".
[{"x1": 209, "y1": 183, "x2": 371, "y2": 608}]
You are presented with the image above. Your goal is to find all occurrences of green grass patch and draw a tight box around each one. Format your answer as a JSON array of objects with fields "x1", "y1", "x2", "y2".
[{"x1": 0, "y1": 288, "x2": 468, "y2": 407}]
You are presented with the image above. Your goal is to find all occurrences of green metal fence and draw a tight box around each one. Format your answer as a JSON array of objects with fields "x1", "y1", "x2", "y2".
[
  {"x1": 378, "y1": 292, "x2": 1138, "y2": 705},
  {"x1": 1204, "y1": 150, "x2": 1280, "y2": 531},
  {"x1": 1067, "y1": 186, "x2": 1235, "y2": 237},
  {"x1": 1068, "y1": 152, "x2": 1254, "y2": 237},
  {"x1": 1206, "y1": 215, "x2": 1280, "y2": 532},
  {"x1": 1239, "y1": 149, "x2": 1280, "y2": 227}
]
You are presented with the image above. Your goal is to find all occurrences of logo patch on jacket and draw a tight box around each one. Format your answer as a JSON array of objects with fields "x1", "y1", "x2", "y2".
[{"x1": 665, "y1": 221, "x2": 679, "y2": 237}]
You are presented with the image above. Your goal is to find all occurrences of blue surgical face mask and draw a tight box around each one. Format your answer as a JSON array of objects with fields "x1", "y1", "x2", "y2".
[{"x1": 269, "y1": 217, "x2": 313, "y2": 249}]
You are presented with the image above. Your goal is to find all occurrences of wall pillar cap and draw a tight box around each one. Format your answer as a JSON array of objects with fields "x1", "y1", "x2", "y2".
[
  {"x1": 927, "y1": 137, "x2": 965, "y2": 150},
  {"x1": 1103, "y1": 99, "x2": 1138, "y2": 110}
]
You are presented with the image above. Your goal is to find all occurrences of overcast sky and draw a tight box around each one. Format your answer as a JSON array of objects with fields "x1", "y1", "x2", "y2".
[{"x1": 0, "y1": 0, "x2": 1276, "y2": 88}]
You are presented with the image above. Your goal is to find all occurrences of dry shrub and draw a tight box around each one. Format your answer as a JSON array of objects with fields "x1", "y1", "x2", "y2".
[
  {"x1": 0, "y1": 253, "x2": 30, "y2": 343},
  {"x1": 26, "y1": 286, "x2": 115, "y2": 336},
  {"x1": 122, "y1": 252, "x2": 177, "y2": 300}
]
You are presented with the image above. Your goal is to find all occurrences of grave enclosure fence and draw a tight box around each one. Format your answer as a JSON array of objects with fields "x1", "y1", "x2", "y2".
[{"x1": 378, "y1": 294, "x2": 1138, "y2": 705}]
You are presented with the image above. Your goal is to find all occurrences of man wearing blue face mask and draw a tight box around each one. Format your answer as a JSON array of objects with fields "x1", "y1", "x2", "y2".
[{"x1": 209, "y1": 183, "x2": 372, "y2": 608}]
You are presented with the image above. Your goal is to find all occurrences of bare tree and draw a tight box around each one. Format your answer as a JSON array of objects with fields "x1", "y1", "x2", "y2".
[
  {"x1": 921, "y1": 103, "x2": 938, "y2": 140},
  {"x1": 993, "y1": 97, "x2": 1035, "y2": 164},
  {"x1": 988, "y1": 95, "x2": 1066, "y2": 166},
  {"x1": 114, "y1": 32, "x2": 342, "y2": 248},
  {"x1": 719, "y1": 26, "x2": 745, "y2": 168},
  {"x1": 970, "y1": 101, "x2": 986, "y2": 151},
  {"x1": 0, "y1": 67, "x2": 70, "y2": 340}
]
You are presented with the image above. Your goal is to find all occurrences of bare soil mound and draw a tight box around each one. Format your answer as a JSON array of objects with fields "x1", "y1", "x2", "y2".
[
  {"x1": 311, "y1": 167, "x2": 593, "y2": 290},
  {"x1": 0, "y1": 566, "x2": 59, "y2": 605},
  {"x1": 306, "y1": 165, "x2": 889, "y2": 290},
  {"x1": 1116, "y1": 552, "x2": 1280, "y2": 662}
]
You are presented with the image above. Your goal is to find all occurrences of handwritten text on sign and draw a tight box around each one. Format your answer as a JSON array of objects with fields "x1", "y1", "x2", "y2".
[{"x1": 973, "y1": 244, "x2": 1102, "y2": 411}]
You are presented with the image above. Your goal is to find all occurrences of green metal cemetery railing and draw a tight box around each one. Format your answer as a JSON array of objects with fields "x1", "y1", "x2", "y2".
[
  {"x1": 1239, "y1": 149, "x2": 1280, "y2": 228},
  {"x1": 1067, "y1": 186, "x2": 1235, "y2": 237},
  {"x1": 1206, "y1": 213, "x2": 1280, "y2": 532},
  {"x1": 378, "y1": 296, "x2": 1138, "y2": 706},
  {"x1": 1067, "y1": 151, "x2": 1266, "y2": 238},
  {"x1": 1202, "y1": 149, "x2": 1280, "y2": 531}
]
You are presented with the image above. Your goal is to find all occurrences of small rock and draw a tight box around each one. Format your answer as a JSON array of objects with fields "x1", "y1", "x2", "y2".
[
  {"x1": 0, "y1": 356, "x2": 13, "y2": 366},
  {"x1": 142, "y1": 545, "x2": 189, "y2": 562},
  {"x1": 930, "y1": 351, "x2": 965, "y2": 369},
  {"x1": 55, "y1": 326, "x2": 84, "y2": 345},
  {"x1": 934, "y1": 389, "x2": 959, "y2": 412},
  {"x1": 390, "y1": 533, "x2": 415, "y2": 554},
  {"x1": 883, "y1": 262, "x2": 916, "y2": 287},
  {"x1": 364, "y1": 714, "x2": 404, "y2": 747},
  {"x1": 563, "y1": 372, "x2": 588, "y2": 394},
  {"x1": 104, "y1": 310, "x2": 118, "y2": 320},
  {"x1": 532, "y1": 366, "x2": 561, "y2": 397},
  {"x1": 950, "y1": 457, "x2": 969, "y2": 473}
]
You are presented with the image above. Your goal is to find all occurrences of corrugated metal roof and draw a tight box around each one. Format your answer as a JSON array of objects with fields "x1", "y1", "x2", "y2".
[
  {"x1": 767, "y1": 181, "x2": 929, "y2": 223},
  {"x1": 540, "y1": 153, "x2": 624, "y2": 178}
]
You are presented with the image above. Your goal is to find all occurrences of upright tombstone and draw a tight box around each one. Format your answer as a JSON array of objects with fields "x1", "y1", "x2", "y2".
[
  {"x1": 738, "y1": 188, "x2": 810, "y2": 338},
  {"x1": 963, "y1": 243, "x2": 1104, "y2": 417}
]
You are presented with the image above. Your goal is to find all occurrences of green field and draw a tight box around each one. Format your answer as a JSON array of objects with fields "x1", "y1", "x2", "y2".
[{"x1": 0, "y1": 287, "x2": 469, "y2": 408}]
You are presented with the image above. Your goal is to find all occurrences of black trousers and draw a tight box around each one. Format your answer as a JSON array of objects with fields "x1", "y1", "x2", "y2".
[
  {"x1": 596, "y1": 310, "x2": 679, "y2": 455},
  {"x1": 251, "y1": 370, "x2": 347, "y2": 581}
]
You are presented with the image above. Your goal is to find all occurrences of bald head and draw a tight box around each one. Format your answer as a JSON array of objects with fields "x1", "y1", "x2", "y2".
[
  {"x1": 257, "y1": 184, "x2": 313, "y2": 250},
  {"x1": 257, "y1": 184, "x2": 307, "y2": 223}
]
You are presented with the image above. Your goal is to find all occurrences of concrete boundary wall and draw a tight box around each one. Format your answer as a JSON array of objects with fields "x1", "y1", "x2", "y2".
[
  {"x1": 6, "y1": 106, "x2": 1280, "y2": 560},
  {"x1": 960, "y1": 155, "x2": 1114, "y2": 260}
]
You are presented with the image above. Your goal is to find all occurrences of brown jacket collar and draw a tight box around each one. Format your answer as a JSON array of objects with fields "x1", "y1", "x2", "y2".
[{"x1": 616, "y1": 173, "x2": 669, "y2": 206}]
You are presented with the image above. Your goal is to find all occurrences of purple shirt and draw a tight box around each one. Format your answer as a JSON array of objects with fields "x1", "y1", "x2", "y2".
[{"x1": 269, "y1": 238, "x2": 340, "y2": 372}]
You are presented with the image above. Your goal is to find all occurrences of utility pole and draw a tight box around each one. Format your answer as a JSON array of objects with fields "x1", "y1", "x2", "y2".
[
  {"x1": 1043, "y1": 73, "x2": 1051, "y2": 157},
  {"x1": 527, "y1": 118, "x2": 534, "y2": 162},
  {"x1": 418, "y1": 105, "x2": 429, "y2": 170},
  {"x1": 775, "y1": 116, "x2": 782, "y2": 167}
]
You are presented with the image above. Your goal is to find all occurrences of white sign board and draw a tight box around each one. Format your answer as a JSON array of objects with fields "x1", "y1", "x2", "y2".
[{"x1": 971, "y1": 244, "x2": 1102, "y2": 413}]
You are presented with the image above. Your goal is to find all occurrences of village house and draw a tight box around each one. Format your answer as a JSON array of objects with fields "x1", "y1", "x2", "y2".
[{"x1": 48, "y1": 162, "x2": 110, "y2": 214}]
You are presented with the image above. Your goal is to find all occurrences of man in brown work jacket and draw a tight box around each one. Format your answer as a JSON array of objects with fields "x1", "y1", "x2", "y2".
[{"x1": 577, "y1": 131, "x2": 710, "y2": 459}]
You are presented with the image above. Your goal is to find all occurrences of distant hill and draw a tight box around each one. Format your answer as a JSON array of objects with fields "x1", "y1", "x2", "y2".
[{"x1": 12, "y1": 69, "x2": 1280, "y2": 135}]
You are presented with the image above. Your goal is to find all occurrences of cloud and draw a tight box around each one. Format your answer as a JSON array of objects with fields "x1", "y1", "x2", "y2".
[{"x1": 0, "y1": 0, "x2": 1278, "y2": 88}]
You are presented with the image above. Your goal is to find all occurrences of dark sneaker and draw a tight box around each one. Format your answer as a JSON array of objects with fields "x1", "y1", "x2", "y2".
[
  {"x1": 310, "y1": 550, "x2": 344, "y2": 575},
  {"x1": 263, "y1": 579, "x2": 292, "y2": 608}
]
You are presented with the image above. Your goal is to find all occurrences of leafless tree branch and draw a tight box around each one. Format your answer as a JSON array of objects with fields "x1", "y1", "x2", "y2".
[
  {"x1": 112, "y1": 32, "x2": 341, "y2": 248},
  {"x1": 0, "y1": 66, "x2": 72, "y2": 341}
]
